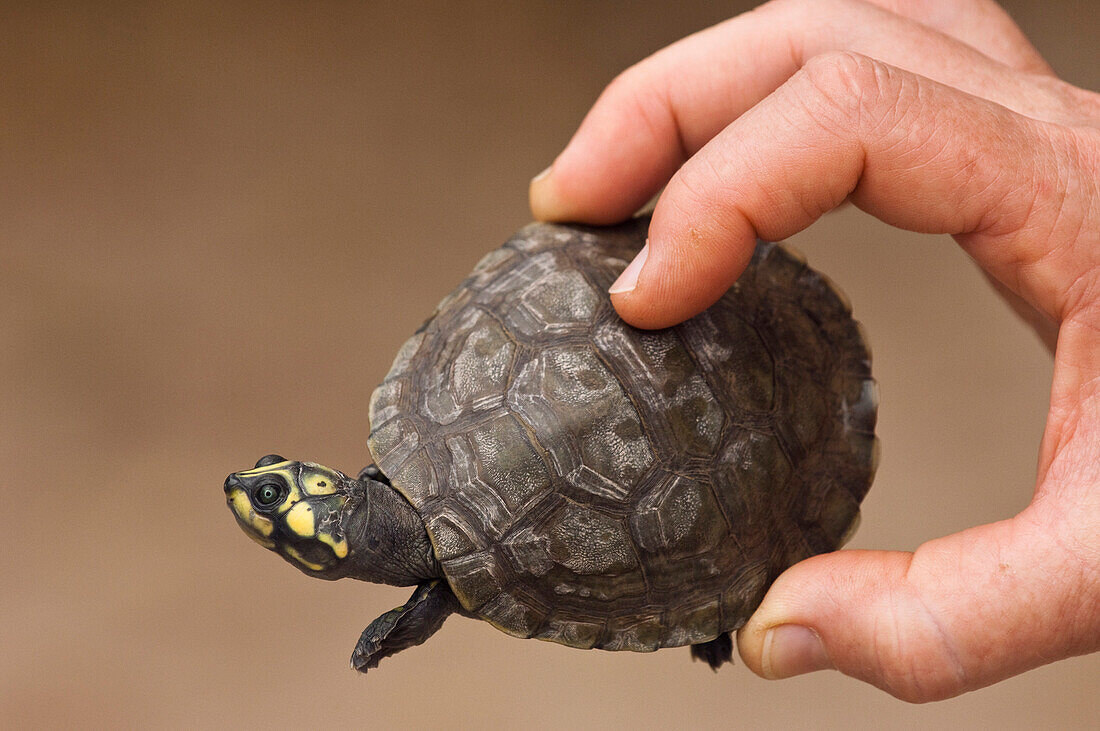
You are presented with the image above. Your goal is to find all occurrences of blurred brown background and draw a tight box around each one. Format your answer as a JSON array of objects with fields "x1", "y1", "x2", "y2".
[{"x1": 1, "y1": 1, "x2": 1096, "y2": 728}]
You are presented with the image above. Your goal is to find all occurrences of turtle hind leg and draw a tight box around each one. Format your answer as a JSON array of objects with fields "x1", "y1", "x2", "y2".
[
  {"x1": 351, "y1": 580, "x2": 458, "y2": 673},
  {"x1": 690, "y1": 632, "x2": 734, "y2": 671}
]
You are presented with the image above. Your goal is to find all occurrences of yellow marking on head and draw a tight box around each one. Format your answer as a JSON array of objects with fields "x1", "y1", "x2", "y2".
[
  {"x1": 318, "y1": 532, "x2": 349, "y2": 559},
  {"x1": 301, "y1": 465, "x2": 341, "y2": 496},
  {"x1": 234, "y1": 461, "x2": 294, "y2": 478},
  {"x1": 284, "y1": 502, "x2": 316, "y2": 538},
  {"x1": 276, "y1": 481, "x2": 302, "y2": 515},
  {"x1": 284, "y1": 545, "x2": 325, "y2": 571},
  {"x1": 228, "y1": 488, "x2": 274, "y2": 537}
]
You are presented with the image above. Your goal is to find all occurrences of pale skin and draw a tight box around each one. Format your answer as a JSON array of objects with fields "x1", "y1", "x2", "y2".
[{"x1": 529, "y1": 0, "x2": 1099, "y2": 703}]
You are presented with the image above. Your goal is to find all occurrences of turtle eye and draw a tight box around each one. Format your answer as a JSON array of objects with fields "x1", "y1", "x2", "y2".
[{"x1": 254, "y1": 481, "x2": 284, "y2": 508}]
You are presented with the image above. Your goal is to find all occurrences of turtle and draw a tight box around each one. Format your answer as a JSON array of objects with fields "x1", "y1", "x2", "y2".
[{"x1": 224, "y1": 215, "x2": 877, "y2": 673}]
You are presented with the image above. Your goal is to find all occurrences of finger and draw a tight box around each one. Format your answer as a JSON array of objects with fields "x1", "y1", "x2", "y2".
[
  {"x1": 735, "y1": 511, "x2": 1100, "y2": 701},
  {"x1": 530, "y1": 0, "x2": 1067, "y2": 225},
  {"x1": 611, "y1": 53, "x2": 1088, "y2": 329},
  {"x1": 865, "y1": 0, "x2": 1054, "y2": 75}
]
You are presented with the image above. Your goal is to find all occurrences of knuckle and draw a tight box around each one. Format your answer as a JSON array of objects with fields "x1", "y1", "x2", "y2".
[
  {"x1": 679, "y1": 152, "x2": 727, "y2": 200},
  {"x1": 747, "y1": 0, "x2": 852, "y2": 66},
  {"x1": 663, "y1": 169, "x2": 714, "y2": 225},
  {"x1": 603, "y1": 54, "x2": 670, "y2": 110},
  {"x1": 858, "y1": 556, "x2": 971, "y2": 703},
  {"x1": 801, "y1": 50, "x2": 878, "y2": 100},
  {"x1": 602, "y1": 62, "x2": 645, "y2": 101},
  {"x1": 1062, "y1": 270, "x2": 1100, "y2": 331},
  {"x1": 659, "y1": 156, "x2": 749, "y2": 251},
  {"x1": 667, "y1": 152, "x2": 742, "y2": 227},
  {"x1": 600, "y1": 60, "x2": 679, "y2": 151},
  {"x1": 1016, "y1": 124, "x2": 1100, "y2": 319},
  {"x1": 869, "y1": 611, "x2": 969, "y2": 703},
  {"x1": 795, "y1": 51, "x2": 909, "y2": 133},
  {"x1": 879, "y1": 649, "x2": 966, "y2": 704},
  {"x1": 600, "y1": 64, "x2": 650, "y2": 119},
  {"x1": 959, "y1": 117, "x2": 1064, "y2": 241}
]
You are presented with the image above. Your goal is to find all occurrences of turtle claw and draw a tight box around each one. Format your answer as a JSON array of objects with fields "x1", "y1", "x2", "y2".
[{"x1": 351, "y1": 608, "x2": 403, "y2": 672}]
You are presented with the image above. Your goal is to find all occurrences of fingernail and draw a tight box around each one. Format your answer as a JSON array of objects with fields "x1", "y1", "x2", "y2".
[
  {"x1": 761, "y1": 625, "x2": 833, "y2": 679},
  {"x1": 529, "y1": 164, "x2": 562, "y2": 221},
  {"x1": 531, "y1": 165, "x2": 553, "y2": 184},
  {"x1": 609, "y1": 241, "x2": 649, "y2": 294}
]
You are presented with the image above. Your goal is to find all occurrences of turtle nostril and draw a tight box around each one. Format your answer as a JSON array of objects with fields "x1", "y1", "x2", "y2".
[{"x1": 224, "y1": 474, "x2": 242, "y2": 493}]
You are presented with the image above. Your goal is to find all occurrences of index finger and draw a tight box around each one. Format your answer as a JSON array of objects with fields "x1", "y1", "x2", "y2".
[{"x1": 607, "y1": 54, "x2": 1087, "y2": 329}]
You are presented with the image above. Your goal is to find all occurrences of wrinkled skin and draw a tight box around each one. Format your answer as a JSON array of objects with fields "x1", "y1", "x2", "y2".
[{"x1": 530, "y1": 0, "x2": 1100, "y2": 703}]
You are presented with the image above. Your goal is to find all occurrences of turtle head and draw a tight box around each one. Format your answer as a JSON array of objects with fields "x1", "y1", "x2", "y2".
[{"x1": 224, "y1": 455, "x2": 357, "y2": 578}]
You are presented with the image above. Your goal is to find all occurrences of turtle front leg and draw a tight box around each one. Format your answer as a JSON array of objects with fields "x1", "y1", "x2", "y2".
[{"x1": 351, "y1": 580, "x2": 459, "y2": 673}]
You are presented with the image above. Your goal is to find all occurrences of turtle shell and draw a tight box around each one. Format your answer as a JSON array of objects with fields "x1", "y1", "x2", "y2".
[{"x1": 367, "y1": 217, "x2": 877, "y2": 652}]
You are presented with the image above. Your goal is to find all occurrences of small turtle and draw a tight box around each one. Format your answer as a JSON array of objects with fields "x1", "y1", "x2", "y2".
[{"x1": 224, "y1": 217, "x2": 877, "y2": 672}]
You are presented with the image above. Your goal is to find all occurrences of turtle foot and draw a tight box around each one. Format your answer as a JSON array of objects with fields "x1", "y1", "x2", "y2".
[
  {"x1": 351, "y1": 580, "x2": 456, "y2": 673},
  {"x1": 690, "y1": 632, "x2": 734, "y2": 671}
]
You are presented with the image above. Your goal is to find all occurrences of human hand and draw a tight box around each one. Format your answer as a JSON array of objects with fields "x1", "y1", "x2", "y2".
[{"x1": 529, "y1": 0, "x2": 1100, "y2": 702}]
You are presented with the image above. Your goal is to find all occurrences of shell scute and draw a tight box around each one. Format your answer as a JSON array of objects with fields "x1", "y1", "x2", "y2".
[
  {"x1": 546, "y1": 505, "x2": 637, "y2": 576},
  {"x1": 535, "y1": 616, "x2": 603, "y2": 650},
  {"x1": 508, "y1": 344, "x2": 653, "y2": 502},
  {"x1": 424, "y1": 510, "x2": 479, "y2": 562},
  {"x1": 601, "y1": 613, "x2": 663, "y2": 652},
  {"x1": 630, "y1": 474, "x2": 727, "y2": 560}
]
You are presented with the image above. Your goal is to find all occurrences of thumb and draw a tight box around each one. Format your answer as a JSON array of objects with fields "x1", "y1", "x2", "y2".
[{"x1": 736, "y1": 508, "x2": 1096, "y2": 702}]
